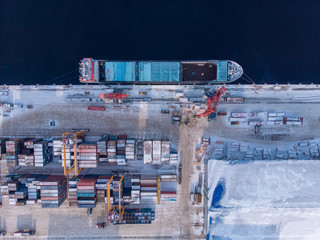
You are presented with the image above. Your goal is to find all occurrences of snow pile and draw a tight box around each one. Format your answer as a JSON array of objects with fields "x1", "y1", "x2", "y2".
[{"x1": 207, "y1": 160, "x2": 320, "y2": 239}]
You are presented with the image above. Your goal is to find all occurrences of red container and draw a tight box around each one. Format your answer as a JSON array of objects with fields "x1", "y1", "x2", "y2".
[{"x1": 88, "y1": 106, "x2": 105, "y2": 111}]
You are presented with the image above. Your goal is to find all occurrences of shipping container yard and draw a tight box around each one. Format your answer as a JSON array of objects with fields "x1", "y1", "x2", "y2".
[{"x1": 1, "y1": 84, "x2": 320, "y2": 239}]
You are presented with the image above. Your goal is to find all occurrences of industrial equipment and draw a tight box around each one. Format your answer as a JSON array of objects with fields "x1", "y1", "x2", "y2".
[
  {"x1": 62, "y1": 129, "x2": 87, "y2": 176},
  {"x1": 196, "y1": 86, "x2": 226, "y2": 118}
]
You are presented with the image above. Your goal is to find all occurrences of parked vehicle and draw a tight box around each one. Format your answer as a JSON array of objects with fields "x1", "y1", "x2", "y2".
[
  {"x1": 161, "y1": 110, "x2": 170, "y2": 114},
  {"x1": 231, "y1": 121, "x2": 240, "y2": 125},
  {"x1": 87, "y1": 208, "x2": 93, "y2": 215},
  {"x1": 217, "y1": 112, "x2": 227, "y2": 116},
  {"x1": 96, "y1": 222, "x2": 106, "y2": 229},
  {"x1": 14, "y1": 229, "x2": 35, "y2": 236}
]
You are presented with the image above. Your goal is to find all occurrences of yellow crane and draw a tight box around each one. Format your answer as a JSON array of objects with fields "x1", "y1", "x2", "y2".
[
  {"x1": 107, "y1": 175, "x2": 114, "y2": 214},
  {"x1": 62, "y1": 129, "x2": 86, "y2": 176},
  {"x1": 118, "y1": 173, "x2": 126, "y2": 218},
  {"x1": 168, "y1": 105, "x2": 177, "y2": 110}
]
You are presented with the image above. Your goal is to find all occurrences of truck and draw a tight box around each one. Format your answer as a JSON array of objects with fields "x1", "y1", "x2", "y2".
[
  {"x1": 230, "y1": 112, "x2": 247, "y2": 118},
  {"x1": 229, "y1": 117, "x2": 246, "y2": 122},
  {"x1": 248, "y1": 121, "x2": 263, "y2": 126}
]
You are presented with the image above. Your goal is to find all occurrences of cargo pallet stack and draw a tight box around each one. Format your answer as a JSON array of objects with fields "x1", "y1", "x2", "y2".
[
  {"x1": 78, "y1": 143, "x2": 98, "y2": 168},
  {"x1": 152, "y1": 140, "x2": 161, "y2": 165},
  {"x1": 34, "y1": 141, "x2": 53, "y2": 167},
  {"x1": 140, "y1": 176, "x2": 157, "y2": 203},
  {"x1": 77, "y1": 177, "x2": 97, "y2": 208},
  {"x1": 117, "y1": 135, "x2": 126, "y2": 165},
  {"x1": 143, "y1": 140, "x2": 153, "y2": 164},
  {"x1": 53, "y1": 139, "x2": 63, "y2": 163},
  {"x1": 125, "y1": 139, "x2": 135, "y2": 162},
  {"x1": 7, "y1": 179, "x2": 20, "y2": 205},
  {"x1": 161, "y1": 140, "x2": 170, "y2": 163},
  {"x1": 107, "y1": 138, "x2": 117, "y2": 165},
  {"x1": 5, "y1": 139, "x2": 22, "y2": 166},
  {"x1": 131, "y1": 175, "x2": 141, "y2": 205},
  {"x1": 160, "y1": 175, "x2": 177, "y2": 201},
  {"x1": 97, "y1": 139, "x2": 108, "y2": 163},
  {"x1": 68, "y1": 177, "x2": 78, "y2": 206},
  {"x1": 40, "y1": 175, "x2": 67, "y2": 208},
  {"x1": 96, "y1": 175, "x2": 109, "y2": 202}
]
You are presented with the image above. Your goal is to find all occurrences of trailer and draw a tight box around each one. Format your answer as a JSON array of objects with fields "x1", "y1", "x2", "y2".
[
  {"x1": 88, "y1": 106, "x2": 105, "y2": 111},
  {"x1": 143, "y1": 141, "x2": 153, "y2": 164},
  {"x1": 229, "y1": 117, "x2": 246, "y2": 122}
]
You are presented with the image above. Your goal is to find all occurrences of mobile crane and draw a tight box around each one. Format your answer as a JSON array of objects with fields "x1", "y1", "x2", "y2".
[{"x1": 196, "y1": 86, "x2": 226, "y2": 119}]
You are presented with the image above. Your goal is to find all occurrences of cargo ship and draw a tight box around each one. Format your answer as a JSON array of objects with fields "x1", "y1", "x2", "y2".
[{"x1": 79, "y1": 58, "x2": 243, "y2": 84}]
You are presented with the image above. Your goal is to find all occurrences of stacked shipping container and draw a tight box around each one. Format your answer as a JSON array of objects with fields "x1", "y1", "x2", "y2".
[
  {"x1": 34, "y1": 141, "x2": 52, "y2": 167},
  {"x1": 107, "y1": 139, "x2": 117, "y2": 165},
  {"x1": 68, "y1": 177, "x2": 78, "y2": 206},
  {"x1": 78, "y1": 143, "x2": 98, "y2": 168},
  {"x1": 40, "y1": 175, "x2": 67, "y2": 208},
  {"x1": 131, "y1": 175, "x2": 140, "y2": 205},
  {"x1": 97, "y1": 139, "x2": 108, "y2": 162},
  {"x1": 77, "y1": 177, "x2": 97, "y2": 208}
]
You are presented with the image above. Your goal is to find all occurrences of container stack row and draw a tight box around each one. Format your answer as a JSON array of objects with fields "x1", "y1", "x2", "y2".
[
  {"x1": 144, "y1": 140, "x2": 175, "y2": 165},
  {"x1": 97, "y1": 139, "x2": 108, "y2": 162},
  {"x1": 40, "y1": 175, "x2": 67, "y2": 208},
  {"x1": 107, "y1": 139, "x2": 117, "y2": 165},
  {"x1": 77, "y1": 177, "x2": 97, "y2": 208},
  {"x1": 112, "y1": 177, "x2": 123, "y2": 206},
  {"x1": 26, "y1": 180, "x2": 40, "y2": 205},
  {"x1": 131, "y1": 175, "x2": 141, "y2": 205},
  {"x1": 53, "y1": 139, "x2": 63, "y2": 162},
  {"x1": 78, "y1": 143, "x2": 98, "y2": 168},
  {"x1": 6, "y1": 139, "x2": 22, "y2": 166},
  {"x1": 96, "y1": 175, "x2": 109, "y2": 202},
  {"x1": 68, "y1": 177, "x2": 78, "y2": 206},
  {"x1": 116, "y1": 136, "x2": 126, "y2": 165},
  {"x1": 140, "y1": 176, "x2": 157, "y2": 203},
  {"x1": 0, "y1": 138, "x2": 7, "y2": 157},
  {"x1": 34, "y1": 141, "x2": 53, "y2": 167},
  {"x1": 160, "y1": 175, "x2": 177, "y2": 202},
  {"x1": 119, "y1": 208, "x2": 155, "y2": 224},
  {"x1": 125, "y1": 139, "x2": 135, "y2": 161}
]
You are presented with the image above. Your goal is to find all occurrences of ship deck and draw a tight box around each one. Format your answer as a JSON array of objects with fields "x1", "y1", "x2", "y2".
[{"x1": 181, "y1": 63, "x2": 217, "y2": 82}]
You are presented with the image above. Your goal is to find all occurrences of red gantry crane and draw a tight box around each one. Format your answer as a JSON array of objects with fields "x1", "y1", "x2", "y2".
[{"x1": 196, "y1": 86, "x2": 226, "y2": 118}]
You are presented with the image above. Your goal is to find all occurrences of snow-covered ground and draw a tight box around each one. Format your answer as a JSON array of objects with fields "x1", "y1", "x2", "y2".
[{"x1": 207, "y1": 159, "x2": 320, "y2": 239}]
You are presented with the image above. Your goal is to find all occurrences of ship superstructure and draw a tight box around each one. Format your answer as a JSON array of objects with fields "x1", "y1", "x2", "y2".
[{"x1": 79, "y1": 58, "x2": 243, "y2": 84}]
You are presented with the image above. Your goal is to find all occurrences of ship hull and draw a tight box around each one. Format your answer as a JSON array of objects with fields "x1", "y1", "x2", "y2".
[{"x1": 79, "y1": 59, "x2": 243, "y2": 84}]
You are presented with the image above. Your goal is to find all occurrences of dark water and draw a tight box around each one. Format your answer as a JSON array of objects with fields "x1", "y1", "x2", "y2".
[{"x1": 1, "y1": 0, "x2": 319, "y2": 85}]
